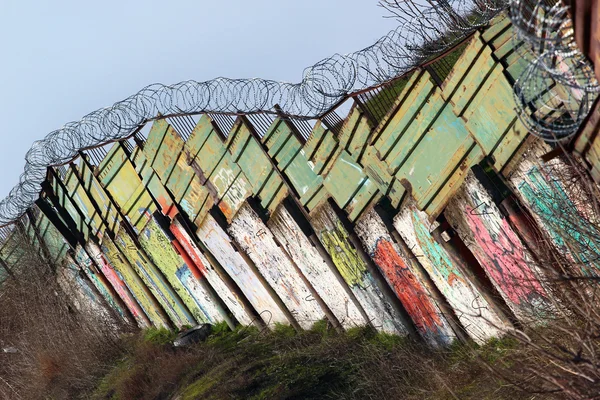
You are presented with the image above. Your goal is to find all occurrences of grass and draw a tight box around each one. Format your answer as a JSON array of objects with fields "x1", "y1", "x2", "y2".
[{"x1": 89, "y1": 321, "x2": 535, "y2": 400}]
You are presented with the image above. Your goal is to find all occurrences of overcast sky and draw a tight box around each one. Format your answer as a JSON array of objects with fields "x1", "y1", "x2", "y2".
[{"x1": 0, "y1": 1, "x2": 398, "y2": 200}]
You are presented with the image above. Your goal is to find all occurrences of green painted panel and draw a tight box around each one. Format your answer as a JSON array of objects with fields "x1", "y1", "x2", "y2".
[
  {"x1": 81, "y1": 164, "x2": 120, "y2": 234},
  {"x1": 144, "y1": 119, "x2": 170, "y2": 163},
  {"x1": 490, "y1": 27, "x2": 513, "y2": 52},
  {"x1": 362, "y1": 146, "x2": 393, "y2": 194},
  {"x1": 305, "y1": 185, "x2": 328, "y2": 210},
  {"x1": 493, "y1": 36, "x2": 519, "y2": 61},
  {"x1": 450, "y1": 44, "x2": 496, "y2": 115},
  {"x1": 385, "y1": 89, "x2": 445, "y2": 174},
  {"x1": 233, "y1": 134, "x2": 274, "y2": 194},
  {"x1": 505, "y1": 50, "x2": 530, "y2": 82},
  {"x1": 186, "y1": 115, "x2": 216, "y2": 157},
  {"x1": 302, "y1": 121, "x2": 326, "y2": 159},
  {"x1": 165, "y1": 155, "x2": 196, "y2": 202},
  {"x1": 374, "y1": 74, "x2": 434, "y2": 159},
  {"x1": 152, "y1": 126, "x2": 185, "y2": 183},
  {"x1": 464, "y1": 64, "x2": 517, "y2": 154},
  {"x1": 396, "y1": 105, "x2": 472, "y2": 205},
  {"x1": 491, "y1": 119, "x2": 528, "y2": 171},
  {"x1": 274, "y1": 139, "x2": 302, "y2": 171},
  {"x1": 323, "y1": 150, "x2": 367, "y2": 208},
  {"x1": 138, "y1": 159, "x2": 177, "y2": 215},
  {"x1": 98, "y1": 147, "x2": 141, "y2": 207},
  {"x1": 347, "y1": 114, "x2": 373, "y2": 160},
  {"x1": 388, "y1": 178, "x2": 406, "y2": 209},
  {"x1": 256, "y1": 172, "x2": 284, "y2": 210},
  {"x1": 179, "y1": 177, "x2": 212, "y2": 222},
  {"x1": 345, "y1": 178, "x2": 379, "y2": 222},
  {"x1": 337, "y1": 107, "x2": 362, "y2": 148},
  {"x1": 441, "y1": 35, "x2": 483, "y2": 99},
  {"x1": 219, "y1": 172, "x2": 252, "y2": 220},
  {"x1": 424, "y1": 144, "x2": 484, "y2": 217},
  {"x1": 38, "y1": 214, "x2": 69, "y2": 263},
  {"x1": 121, "y1": 184, "x2": 154, "y2": 232},
  {"x1": 481, "y1": 13, "x2": 511, "y2": 42},
  {"x1": 266, "y1": 123, "x2": 293, "y2": 159},
  {"x1": 310, "y1": 131, "x2": 339, "y2": 175},
  {"x1": 226, "y1": 120, "x2": 249, "y2": 161},
  {"x1": 52, "y1": 177, "x2": 89, "y2": 239},
  {"x1": 266, "y1": 185, "x2": 289, "y2": 215},
  {"x1": 284, "y1": 152, "x2": 322, "y2": 198},
  {"x1": 208, "y1": 153, "x2": 241, "y2": 198},
  {"x1": 192, "y1": 133, "x2": 228, "y2": 178}
]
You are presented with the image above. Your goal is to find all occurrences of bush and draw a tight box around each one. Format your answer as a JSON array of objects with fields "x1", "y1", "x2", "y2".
[
  {"x1": 143, "y1": 327, "x2": 176, "y2": 345},
  {"x1": 0, "y1": 237, "x2": 128, "y2": 399}
]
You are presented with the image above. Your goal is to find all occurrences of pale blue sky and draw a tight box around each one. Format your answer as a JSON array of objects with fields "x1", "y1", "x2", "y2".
[{"x1": 0, "y1": 1, "x2": 397, "y2": 199}]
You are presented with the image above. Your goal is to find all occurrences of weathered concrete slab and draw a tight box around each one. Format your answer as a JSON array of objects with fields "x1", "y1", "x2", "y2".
[
  {"x1": 355, "y1": 208, "x2": 455, "y2": 346},
  {"x1": 196, "y1": 214, "x2": 289, "y2": 327},
  {"x1": 86, "y1": 241, "x2": 151, "y2": 328},
  {"x1": 74, "y1": 244, "x2": 129, "y2": 324},
  {"x1": 394, "y1": 203, "x2": 506, "y2": 343},
  {"x1": 101, "y1": 236, "x2": 171, "y2": 328},
  {"x1": 268, "y1": 206, "x2": 366, "y2": 329},
  {"x1": 113, "y1": 226, "x2": 196, "y2": 327},
  {"x1": 57, "y1": 256, "x2": 116, "y2": 325},
  {"x1": 228, "y1": 204, "x2": 325, "y2": 329},
  {"x1": 138, "y1": 217, "x2": 222, "y2": 324},
  {"x1": 445, "y1": 171, "x2": 553, "y2": 322},
  {"x1": 509, "y1": 141, "x2": 600, "y2": 275},
  {"x1": 310, "y1": 202, "x2": 408, "y2": 335},
  {"x1": 170, "y1": 219, "x2": 255, "y2": 325}
]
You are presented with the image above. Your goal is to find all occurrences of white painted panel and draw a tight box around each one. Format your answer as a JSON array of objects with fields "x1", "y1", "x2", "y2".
[
  {"x1": 394, "y1": 202, "x2": 506, "y2": 344},
  {"x1": 229, "y1": 204, "x2": 325, "y2": 329},
  {"x1": 197, "y1": 214, "x2": 289, "y2": 326},
  {"x1": 268, "y1": 206, "x2": 365, "y2": 329}
]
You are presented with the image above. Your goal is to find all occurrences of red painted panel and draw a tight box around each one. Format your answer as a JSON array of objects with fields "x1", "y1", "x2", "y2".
[{"x1": 373, "y1": 239, "x2": 444, "y2": 335}]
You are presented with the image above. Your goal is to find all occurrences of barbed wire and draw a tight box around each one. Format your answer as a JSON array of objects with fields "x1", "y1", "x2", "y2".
[
  {"x1": 0, "y1": 1, "x2": 508, "y2": 227},
  {"x1": 509, "y1": 0, "x2": 599, "y2": 142}
]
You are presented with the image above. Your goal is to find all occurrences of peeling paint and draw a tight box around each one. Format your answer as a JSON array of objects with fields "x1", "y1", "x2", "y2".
[
  {"x1": 196, "y1": 214, "x2": 289, "y2": 326},
  {"x1": 57, "y1": 256, "x2": 115, "y2": 325},
  {"x1": 355, "y1": 208, "x2": 454, "y2": 346},
  {"x1": 101, "y1": 237, "x2": 171, "y2": 328},
  {"x1": 228, "y1": 204, "x2": 325, "y2": 329},
  {"x1": 268, "y1": 206, "x2": 366, "y2": 329},
  {"x1": 394, "y1": 203, "x2": 506, "y2": 343},
  {"x1": 114, "y1": 225, "x2": 195, "y2": 327},
  {"x1": 510, "y1": 142, "x2": 600, "y2": 275},
  {"x1": 86, "y1": 241, "x2": 151, "y2": 328},
  {"x1": 138, "y1": 217, "x2": 220, "y2": 324},
  {"x1": 74, "y1": 244, "x2": 129, "y2": 323},
  {"x1": 311, "y1": 202, "x2": 408, "y2": 335},
  {"x1": 170, "y1": 219, "x2": 254, "y2": 325},
  {"x1": 445, "y1": 172, "x2": 552, "y2": 322},
  {"x1": 17, "y1": 16, "x2": 597, "y2": 345}
]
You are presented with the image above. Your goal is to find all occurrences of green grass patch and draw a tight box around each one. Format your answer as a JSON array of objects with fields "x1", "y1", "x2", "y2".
[
  {"x1": 90, "y1": 324, "x2": 535, "y2": 400},
  {"x1": 142, "y1": 327, "x2": 176, "y2": 345}
]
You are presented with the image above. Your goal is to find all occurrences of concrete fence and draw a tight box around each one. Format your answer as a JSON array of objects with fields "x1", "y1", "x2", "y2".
[{"x1": 2, "y1": 13, "x2": 596, "y2": 347}]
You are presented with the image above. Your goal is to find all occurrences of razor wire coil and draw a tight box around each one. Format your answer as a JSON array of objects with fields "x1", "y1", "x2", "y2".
[{"x1": 2, "y1": 0, "x2": 595, "y2": 227}]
